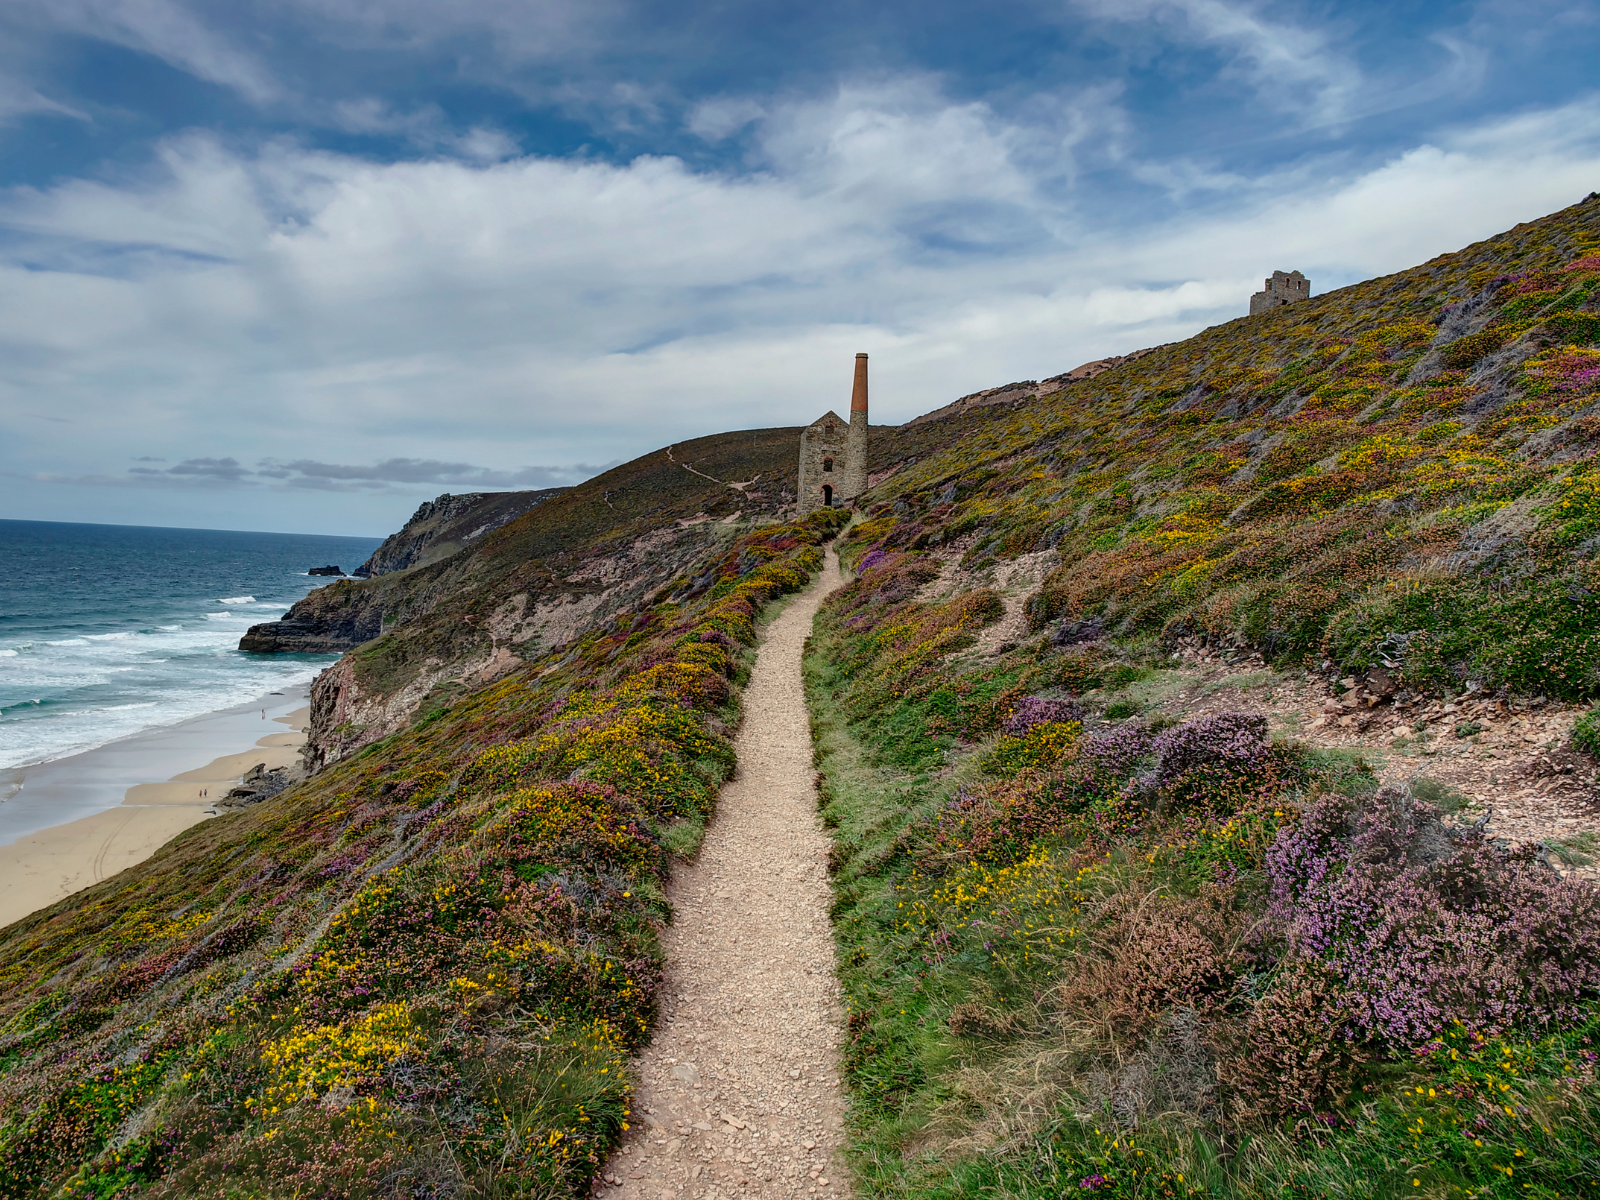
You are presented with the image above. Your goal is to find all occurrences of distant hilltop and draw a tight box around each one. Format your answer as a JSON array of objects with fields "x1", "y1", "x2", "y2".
[
  {"x1": 901, "y1": 343, "x2": 1172, "y2": 428},
  {"x1": 903, "y1": 266, "x2": 1314, "y2": 429},
  {"x1": 351, "y1": 487, "x2": 566, "y2": 578}
]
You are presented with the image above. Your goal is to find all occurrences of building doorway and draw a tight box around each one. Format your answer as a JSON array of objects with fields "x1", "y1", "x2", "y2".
[{"x1": 822, "y1": 484, "x2": 833, "y2": 507}]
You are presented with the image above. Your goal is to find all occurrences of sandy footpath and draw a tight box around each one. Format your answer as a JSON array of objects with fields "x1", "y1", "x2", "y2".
[
  {"x1": 599, "y1": 546, "x2": 850, "y2": 1200},
  {"x1": 0, "y1": 704, "x2": 308, "y2": 928}
]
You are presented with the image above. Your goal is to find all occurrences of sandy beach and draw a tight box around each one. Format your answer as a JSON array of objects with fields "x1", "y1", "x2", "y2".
[{"x1": 0, "y1": 690, "x2": 310, "y2": 929}]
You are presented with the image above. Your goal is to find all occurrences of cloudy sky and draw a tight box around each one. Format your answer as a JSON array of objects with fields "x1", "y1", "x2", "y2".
[{"x1": 1, "y1": 1, "x2": 1598, "y2": 535}]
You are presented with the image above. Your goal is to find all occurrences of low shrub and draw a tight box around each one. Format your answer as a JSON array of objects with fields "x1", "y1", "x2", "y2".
[
  {"x1": 1324, "y1": 572, "x2": 1600, "y2": 701},
  {"x1": 1574, "y1": 705, "x2": 1600, "y2": 756},
  {"x1": 1267, "y1": 787, "x2": 1600, "y2": 1046},
  {"x1": 1215, "y1": 958, "x2": 1369, "y2": 1120},
  {"x1": 1440, "y1": 328, "x2": 1506, "y2": 369},
  {"x1": 982, "y1": 719, "x2": 1082, "y2": 774},
  {"x1": 1082, "y1": 721, "x2": 1155, "y2": 787},
  {"x1": 917, "y1": 770, "x2": 1094, "y2": 870},
  {"x1": 1057, "y1": 881, "x2": 1252, "y2": 1042},
  {"x1": 1000, "y1": 694, "x2": 1084, "y2": 736},
  {"x1": 1146, "y1": 711, "x2": 1304, "y2": 809}
]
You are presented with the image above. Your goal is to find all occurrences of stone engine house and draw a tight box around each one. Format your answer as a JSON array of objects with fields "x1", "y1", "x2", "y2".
[
  {"x1": 1249, "y1": 269, "x2": 1310, "y2": 315},
  {"x1": 798, "y1": 353, "x2": 869, "y2": 514}
]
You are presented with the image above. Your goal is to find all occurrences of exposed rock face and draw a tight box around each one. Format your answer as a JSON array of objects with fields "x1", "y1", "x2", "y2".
[
  {"x1": 353, "y1": 489, "x2": 565, "y2": 578},
  {"x1": 218, "y1": 762, "x2": 297, "y2": 808},
  {"x1": 901, "y1": 344, "x2": 1172, "y2": 428},
  {"x1": 299, "y1": 520, "x2": 733, "y2": 770},
  {"x1": 241, "y1": 490, "x2": 566, "y2": 656},
  {"x1": 238, "y1": 580, "x2": 383, "y2": 654}
]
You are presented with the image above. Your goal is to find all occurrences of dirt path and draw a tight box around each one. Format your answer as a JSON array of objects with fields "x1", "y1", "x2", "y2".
[{"x1": 598, "y1": 547, "x2": 850, "y2": 1200}]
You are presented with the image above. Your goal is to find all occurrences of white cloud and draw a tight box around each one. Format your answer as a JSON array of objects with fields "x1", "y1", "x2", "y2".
[
  {"x1": 27, "y1": 0, "x2": 279, "y2": 102},
  {"x1": 328, "y1": 99, "x2": 519, "y2": 161},
  {"x1": 1072, "y1": 0, "x2": 1360, "y2": 123},
  {"x1": 0, "y1": 77, "x2": 88, "y2": 124},
  {"x1": 3, "y1": 81, "x2": 1600, "y2": 533},
  {"x1": 688, "y1": 96, "x2": 765, "y2": 142}
]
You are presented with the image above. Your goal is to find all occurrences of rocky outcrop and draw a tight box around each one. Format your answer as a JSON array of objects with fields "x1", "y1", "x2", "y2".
[
  {"x1": 307, "y1": 565, "x2": 345, "y2": 577},
  {"x1": 901, "y1": 345, "x2": 1172, "y2": 428},
  {"x1": 238, "y1": 580, "x2": 384, "y2": 654},
  {"x1": 217, "y1": 762, "x2": 297, "y2": 808},
  {"x1": 353, "y1": 489, "x2": 565, "y2": 578}
]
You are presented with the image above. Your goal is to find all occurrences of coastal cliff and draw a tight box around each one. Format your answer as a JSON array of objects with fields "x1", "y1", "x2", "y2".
[
  {"x1": 236, "y1": 577, "x2": 383, "y2": 653},
  {"x1": 353, "y1": 487, "x2": 566, "y2": 577}
]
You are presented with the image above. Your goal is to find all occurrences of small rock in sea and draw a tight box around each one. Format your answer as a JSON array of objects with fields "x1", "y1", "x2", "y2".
[{"x1": 307, "y1": 565, "x2": 345, "y2": 576}]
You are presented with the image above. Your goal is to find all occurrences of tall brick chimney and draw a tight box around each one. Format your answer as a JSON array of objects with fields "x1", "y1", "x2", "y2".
[{"x1": 843, "y1": 353, "x2": 868, "y2": 503}]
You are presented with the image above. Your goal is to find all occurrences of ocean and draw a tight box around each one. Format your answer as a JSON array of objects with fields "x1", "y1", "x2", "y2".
[{"x1": 0, "y1": 520, "x2": 383, "y2": 772}]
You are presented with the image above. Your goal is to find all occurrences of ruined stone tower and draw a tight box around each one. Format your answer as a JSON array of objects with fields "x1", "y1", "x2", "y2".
[
  {"x1": 797, "y1": 353, "x2": 869, "y2": 515},
  {"x1": 1249, "y1": 270, "x2": 1310, "y2": 315}
]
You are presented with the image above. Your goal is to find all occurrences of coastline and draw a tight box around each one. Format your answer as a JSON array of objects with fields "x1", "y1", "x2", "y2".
[{"x1": 0, "y1": 687, "x2": 311, "y2": 928}]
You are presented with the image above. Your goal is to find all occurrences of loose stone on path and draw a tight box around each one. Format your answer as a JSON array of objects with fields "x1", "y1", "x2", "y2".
[{"x1": 599, "y1": 545, "x2": 849, "y2": 1200}]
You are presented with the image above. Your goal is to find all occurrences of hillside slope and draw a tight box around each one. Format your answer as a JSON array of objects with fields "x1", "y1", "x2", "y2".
[
  {"x1": 242, "y1": 418, "x2": 1008, "y2": 770},
  {"x1": 8, "y1": 194, "x2": 1600, "y2": 1200},
  {"x1": 0, "y1": 506, "x2": 849, "y2": 1199},
  {"x1": 867, "y1": 194, "x2": 1600, "y2": 685},
  {"x1": 809, "y1": 195, "x2": 1600, "y2": 1199},
  {"x1": 352, "y1": 488, "x2": 568, "y2": 578},
  {"x1": 0, "y1": 371, "x2": 988, "y2": 1196}
]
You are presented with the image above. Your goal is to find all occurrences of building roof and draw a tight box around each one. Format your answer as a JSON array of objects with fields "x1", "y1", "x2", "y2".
[{"x1": 803, "y1": 410, "x2": 847, "y2": 433}]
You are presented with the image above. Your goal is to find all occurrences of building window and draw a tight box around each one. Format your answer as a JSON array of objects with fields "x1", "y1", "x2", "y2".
[{"x1": 822, "y1": 456, "x2": 833, "y2": 472}]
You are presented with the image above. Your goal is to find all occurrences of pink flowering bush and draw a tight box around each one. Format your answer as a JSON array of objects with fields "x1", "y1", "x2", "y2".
[
  {"x1": 1145, "y1": 711, "x2": 1304, "y2": 808},
  {"x1": 1267, "y1": 788, "x2": 1600, "y2": 1046},
  {"x1": 1082, "y1": 721, "x2": 1154, "y2": 787},
  {"x1": 1000, "y1": 695, "x2": 1084, "y2": 736}
]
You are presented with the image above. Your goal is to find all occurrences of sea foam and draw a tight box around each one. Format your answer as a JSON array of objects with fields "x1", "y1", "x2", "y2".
[{"x1": 0, "y1": 519, "x2": 383, "y2": 771}]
